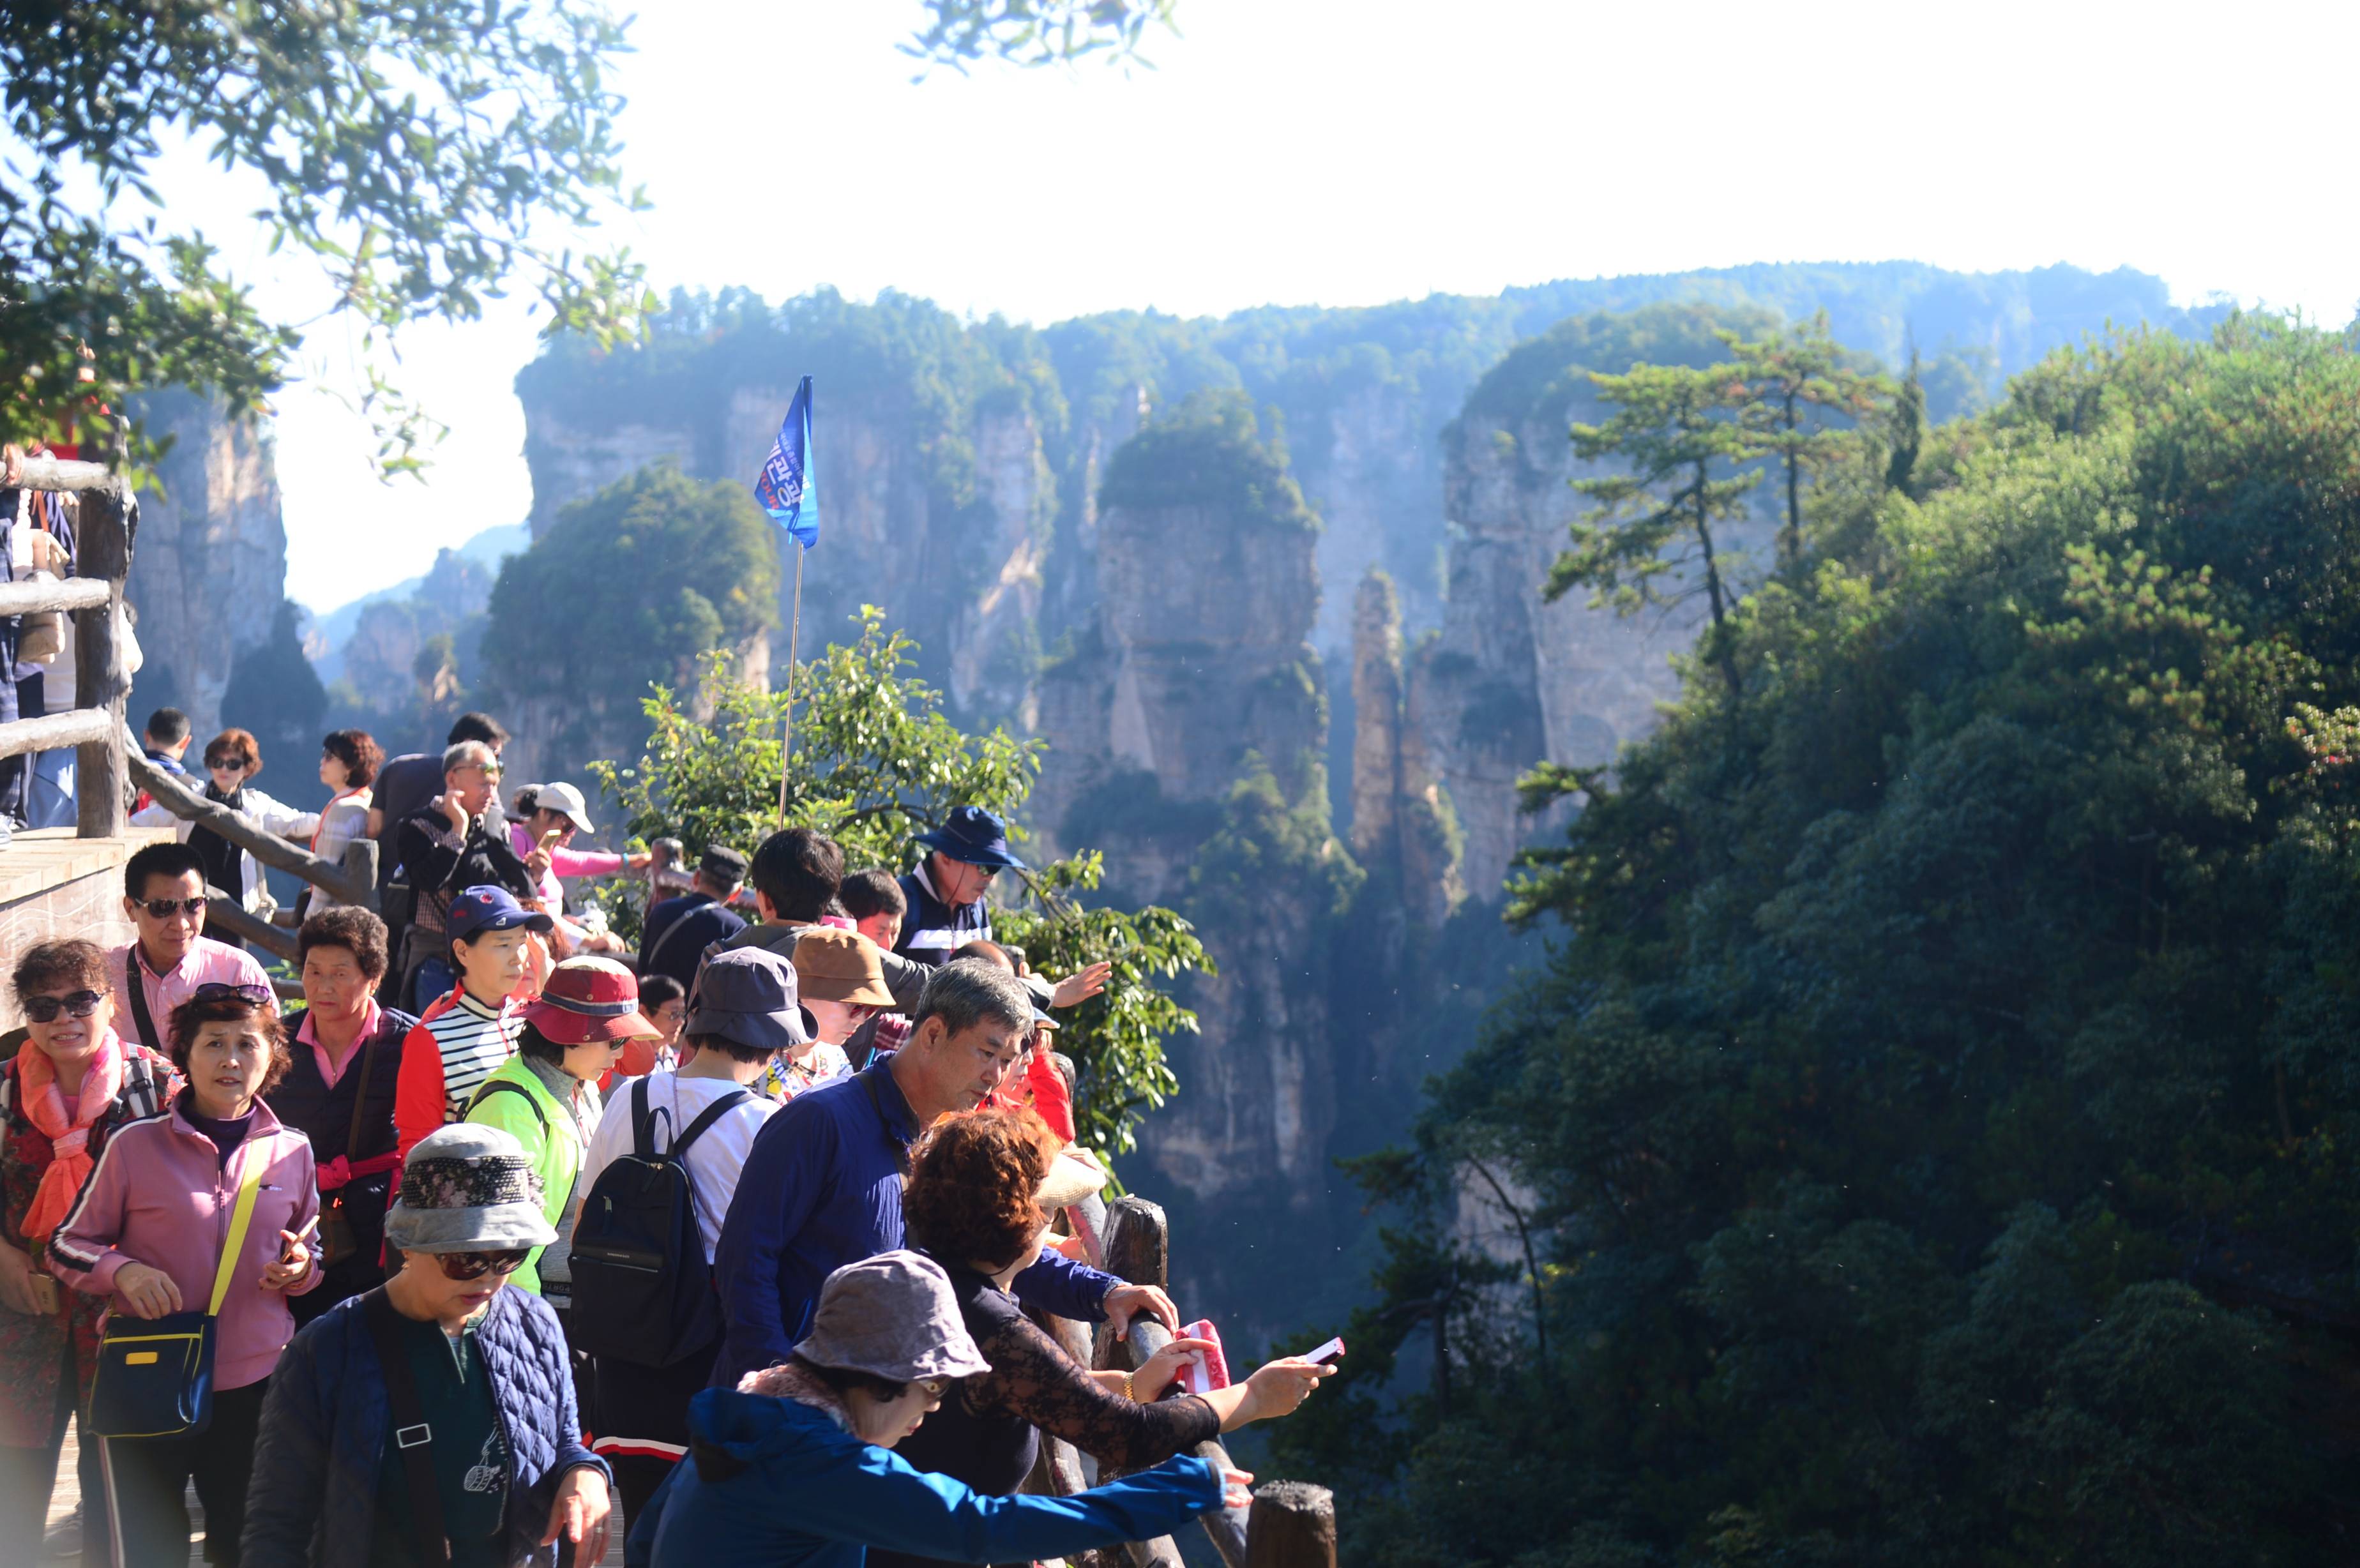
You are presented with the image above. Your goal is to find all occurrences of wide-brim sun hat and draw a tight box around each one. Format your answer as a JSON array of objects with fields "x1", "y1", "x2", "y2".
[
  {"x1": 383, "y1": 1122, "x2": 558, "y2": 1254},
  {"x1": 1038, "y1": 1146, "x2": 1106, "y2": 1211},
  {"x1": 535, "y1": 780, "x2": 595, "y2": 834},
  {"x1": 792, "y1": 927, "x2": 897, "y2": 1009},
  {"x1": 914, "y1": 805, "x2": 1027, "y2": 872},
  {"x1": 523, "y1": 954, "x2": 660, "y2": 1046},
  {"x1": 688, "y1": 946, "x2": 815, "y2": 1055},
  {"x1": 795, "y1": 1250, "x2": 992, "y2": 1383}
]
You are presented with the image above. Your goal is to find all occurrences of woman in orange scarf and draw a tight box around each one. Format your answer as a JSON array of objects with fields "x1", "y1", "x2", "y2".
[{"x1": 0, "y1": 940, "x2": 178, "y2": 1550}]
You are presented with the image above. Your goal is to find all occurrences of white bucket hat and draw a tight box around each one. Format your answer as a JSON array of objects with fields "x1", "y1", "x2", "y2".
[{"x1": 535, "y1": 780, "x2": 595, "y2": 834}]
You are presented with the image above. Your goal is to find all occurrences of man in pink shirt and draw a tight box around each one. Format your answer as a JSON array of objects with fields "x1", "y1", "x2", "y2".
[{"x1": 107, "y1": 840, "x2": 272, "y2": 1055}]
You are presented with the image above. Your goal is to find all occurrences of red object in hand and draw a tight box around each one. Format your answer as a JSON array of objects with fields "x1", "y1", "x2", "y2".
[{"x1": 1176, "y1": 1319, "x2": 1230, "y2": 1396}]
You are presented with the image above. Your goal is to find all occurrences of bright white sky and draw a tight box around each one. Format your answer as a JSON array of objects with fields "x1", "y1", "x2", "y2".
[{"x1": 248, "y1": 0, "x2": 2359, "y2": 612}]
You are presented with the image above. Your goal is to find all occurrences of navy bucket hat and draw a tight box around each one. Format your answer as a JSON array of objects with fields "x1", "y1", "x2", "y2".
[{"x1": 914, "y1": 806, "x2": 1026, "y2": 871}]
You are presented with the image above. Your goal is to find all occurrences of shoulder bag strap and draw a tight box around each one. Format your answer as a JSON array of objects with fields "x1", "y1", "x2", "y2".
[
  {"x1": 340, "y1": 1028, "x2": 382, "y2": 1162},
  {"x1": 362, "y1": 1286, "x2": 451, "y2": 1564},
  {"x1": 465, "y1": 1078, "x2": 548, "y2": 1133},
  {"x1": 642, "y1": 902, "x2": 702, "y2": 974},
  {"x1": 206, "y1": 1151, "x2": 266, "y2": 1317},
  {"x1": 123, "y1": 961, "x2": 163, "y2": 1055},
  {"x1": 669, "y1": 1089, "x2": 752, "y2": 1161}
]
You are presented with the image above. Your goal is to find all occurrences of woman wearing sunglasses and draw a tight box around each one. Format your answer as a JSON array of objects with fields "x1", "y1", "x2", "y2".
[
  {"x1": 246, "y1": 1122, "x2": 614, "y2": 1568},
  {"x1": 0, "y1": 940, "x2": 177, "y2": 1560},
  {"x1": 48, "y1": 980, "x2": 322, "y2": 1565}
]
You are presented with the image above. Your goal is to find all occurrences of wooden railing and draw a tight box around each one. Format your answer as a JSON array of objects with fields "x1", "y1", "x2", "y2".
[
  {"x1": 1043, "y1": 1192, "x2": 1338, "y2": 1568},
  {"x1": 0, "y1": 455, "x2": 134, "y2": 838}
]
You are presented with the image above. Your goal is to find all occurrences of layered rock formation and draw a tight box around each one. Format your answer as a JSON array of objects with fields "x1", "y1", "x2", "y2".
[{"x1": 123, "y1": 391, "x2": 291, "y2": 736}]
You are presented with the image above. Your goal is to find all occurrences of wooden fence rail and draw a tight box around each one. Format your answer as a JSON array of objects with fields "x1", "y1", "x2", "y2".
[{"x1": 0, "y1": 456, "x2": 133, "y2": 839}]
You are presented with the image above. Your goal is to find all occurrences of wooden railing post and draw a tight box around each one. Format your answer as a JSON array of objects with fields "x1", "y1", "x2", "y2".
[
  {"x1": 73, "y1": 479, "x2": 131, "y2": 838},
  {"x1": 1245, "y1": 1483, "x2": 1335, "y2": 1568}
]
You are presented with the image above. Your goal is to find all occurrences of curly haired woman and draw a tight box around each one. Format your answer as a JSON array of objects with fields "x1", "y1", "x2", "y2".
[{"x1": 875, "y1": 1108, "x2": 1334, "y2": 1568}]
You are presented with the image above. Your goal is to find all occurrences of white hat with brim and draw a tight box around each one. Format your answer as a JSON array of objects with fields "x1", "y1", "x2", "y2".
[
  {"x1": 536, "y1": 780, "x2": 596, "y2": 834},
  {"x1": 381, "y1": 1123, "x2": 559, "y2": 1254},
  {"x1": 795, "y1": 1251, "x2": 992, "y2": 1383},
  {"x1": 1038, "y1": 1147, "x2": 1107, "y2": 1212}
]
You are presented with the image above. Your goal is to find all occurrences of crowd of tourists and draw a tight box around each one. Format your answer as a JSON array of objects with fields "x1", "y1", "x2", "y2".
[{"x1": 1, "y1": 709, "x2": 1331, "y2": 1566}]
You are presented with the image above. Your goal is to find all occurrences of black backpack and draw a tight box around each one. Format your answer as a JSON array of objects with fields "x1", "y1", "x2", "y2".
[{"x1": 568, "y1": 1075, "x2": 750, "y2": 1367}]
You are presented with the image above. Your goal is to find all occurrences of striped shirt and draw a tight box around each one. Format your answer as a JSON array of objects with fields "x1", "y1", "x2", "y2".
[{"x1": 423, "y1": 990, "x2": 520, "y2": 1119}]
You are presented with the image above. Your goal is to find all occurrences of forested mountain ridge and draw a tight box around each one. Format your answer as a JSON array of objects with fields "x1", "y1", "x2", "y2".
[{"x1": 1268, "y1": 317, "x2": 2360, "y2": 1566}]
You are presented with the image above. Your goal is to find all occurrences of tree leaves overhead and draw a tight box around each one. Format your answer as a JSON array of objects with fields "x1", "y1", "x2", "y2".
[
  {"x1": 904, "y1": 0, "x2": 1180, "y2": 75},
  {"x1": 1276, "y1": 315, "x2": 2360, "y2": 1567},
  {"x1": 0, "y1": 0, "x2": 646, "y2": 466},
  {"x1": 592, "y1": 606, "x2": 1211, "y2": 1157}
]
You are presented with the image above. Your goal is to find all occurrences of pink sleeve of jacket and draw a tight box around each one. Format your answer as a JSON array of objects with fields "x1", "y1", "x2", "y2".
[
  {"x1": 282, "y1": 1140, "x2": 326, "y2": 1296},
  {"x1": 43, "y1": 1129, "x2": 138, "y2": 1297},
  {"x1": 548, "y1": 843, "x2": 625, "y2": 877}
]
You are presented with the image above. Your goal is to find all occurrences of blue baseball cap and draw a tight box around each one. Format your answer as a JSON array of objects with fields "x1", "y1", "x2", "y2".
[{"x1": 446, "y1": 884, "x2": 555, "y2": 943}]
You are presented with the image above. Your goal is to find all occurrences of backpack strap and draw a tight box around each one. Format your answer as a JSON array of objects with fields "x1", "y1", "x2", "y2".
[
  {"x1": 669, "y1": 1089, "x2": 752, "y2": 1162},
  {"x1": 465, "y1": 1078, "x2": 548, "y2": 1133},
  {"x1": 630, "y1": 1071, "x2": 664, "y2": 1157},
  {"x1": 641, "y1": 901, "x2": 704, "y2": 976},
  {"x1": 340, "y1": 1025, "x2": 381, "y2": 1162},
  {"x1": 206, "y1": 1152, "x2": 266, "y2": 1317},
  {"x1": 363, "y1": 1286, "x2": 450, "y2": 1564}
]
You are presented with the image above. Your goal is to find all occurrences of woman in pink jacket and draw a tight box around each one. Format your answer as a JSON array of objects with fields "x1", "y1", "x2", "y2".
[
  {"x1": 49, "y1": 982, "x2": 321, "y2": 1567},
  {"x1": 508, "y1": 781, "x2": 647, "y2": 956}
]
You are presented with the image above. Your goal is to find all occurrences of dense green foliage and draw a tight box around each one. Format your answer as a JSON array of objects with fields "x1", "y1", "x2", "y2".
[
  {"x1": 1, "y1": 0, "x2": 644, "y2": 472},
  {"x1": 1273, "y1": 318, "x2": 2360, "y2": 1565},
  {"x1": 592, "y1": 610, "x2": 1210, "y2": 1157},
  {"x1": 481, "y1": 464, "x2": 778, "y2": 779},
  {"x1": 1097, "y1": 392, "x2": 1319, "y2": 532}
]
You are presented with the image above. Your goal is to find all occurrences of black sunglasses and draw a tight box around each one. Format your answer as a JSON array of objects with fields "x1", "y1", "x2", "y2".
[
  {"x1": 22, "y1": 990, "x2": 103, "y2": 1023},
  {"x1": 192, "y1": 982, "x2": 274, "y2": 1006},
  {"x1": 137, "y1": 896, "x2": 208, "y2": 919},
  {"x1": 434, "y1": 1248, "x2": 531, "y2": 1282}
]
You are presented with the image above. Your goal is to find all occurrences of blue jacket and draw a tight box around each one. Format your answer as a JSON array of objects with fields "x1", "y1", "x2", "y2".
[
  {"x1": 893, "y1": 864, "x2": 993, "y2": 968},
  {"x1": 243, "y1": 1286, "x2": 612, "y2": 1568},
  {"x1": 711, "y1": 1059, "x2": 1119, "y2": 1389},
  {"x1": 637, "y1": 1389, "x2": 1222, "y2": 1568}
]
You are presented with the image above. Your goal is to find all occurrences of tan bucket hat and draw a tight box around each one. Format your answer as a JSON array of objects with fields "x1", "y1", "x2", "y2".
[{"x1": 792, "y1": 927, "x2": 897, "y2": 1009}]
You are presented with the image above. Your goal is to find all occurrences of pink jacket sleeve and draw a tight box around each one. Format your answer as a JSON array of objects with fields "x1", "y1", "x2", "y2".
[
  {"x1": 281, "y1": 1142, "x2": 326, "y2": 1296},
  {"x1": 548, "y1": 843, "x2": 625, "y2": 878},
  {"x1": 43, "y1": 1133, "x2": 137, "y2": 1297}
]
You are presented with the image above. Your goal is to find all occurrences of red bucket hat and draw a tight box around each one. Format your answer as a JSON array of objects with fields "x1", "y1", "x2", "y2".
[{"x1": 522, "y1": 955, "x2": 659, "y2": 1046}]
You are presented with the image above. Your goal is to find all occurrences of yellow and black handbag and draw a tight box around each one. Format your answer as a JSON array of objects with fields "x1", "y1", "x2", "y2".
[{"x1": 85, "y1": 1156, "x2": 263, "y2": 1439}]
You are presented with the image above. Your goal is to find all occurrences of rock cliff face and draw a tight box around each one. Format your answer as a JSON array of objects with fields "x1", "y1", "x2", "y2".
[{"x1": 123, "y1": 391, "x2": 290, "y2": 737}]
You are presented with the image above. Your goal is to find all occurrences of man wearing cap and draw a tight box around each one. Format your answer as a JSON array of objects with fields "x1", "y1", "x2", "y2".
[
  {"x1": 245, "y1": 1122, "x2": 616, "y2": 1567},
  {"x1": 896, "y1": 804, "x2": 1023, "y2": 969},
  {"x1": 711, "y1": 958, "x2": 1176, "y2": 1391},
  {"x1": 639, "y1": 843, "x2": 751, "y2": 991},
  {"x1": 393, "y1": 886, "x2": 553, "y2": 1159}
]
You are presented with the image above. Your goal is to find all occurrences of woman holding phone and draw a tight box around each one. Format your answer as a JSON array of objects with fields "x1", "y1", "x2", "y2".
[
  {"x1": 49, "y1": 981, "x2": 321, "y2": 1566},
  {"x1": 0, "y1": 940, "x2": 178, "y2": 1556},
  {"x1": 873, "y1": 1109, "x2": 1332, "y2": 1568}
]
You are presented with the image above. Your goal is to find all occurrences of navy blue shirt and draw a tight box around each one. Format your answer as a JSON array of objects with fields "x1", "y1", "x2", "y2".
[
  {"x1": 895, "y1": 864, "x2": 994, "y2": 969},
  {"x1": 710, "y1": 1058, "x2": 1118, "y2": 1389},
  {"x1": 639, "y1": 891, "x2": 748, "y2": 990}
]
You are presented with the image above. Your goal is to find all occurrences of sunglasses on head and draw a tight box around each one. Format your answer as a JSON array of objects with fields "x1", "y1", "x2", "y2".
[
  {"x1": 22, "y1": 990, "x2": 103, "y2": 1023},
  {"x1": 434, "y1": 1248, "x2": 530, "y2": 1282},
  {"x1": 192, "y1": 982, "x2": 274, "y2": 1006},
  {"x1": 137, "y1": 896, "x2": 208, "y2": 919}
]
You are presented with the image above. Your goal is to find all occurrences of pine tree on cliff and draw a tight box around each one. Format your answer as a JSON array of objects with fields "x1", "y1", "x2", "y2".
[
  {"x1": 1720, "y1": 311, "x2": 1890, "y2": 569},
  {"x1": 1552, "y1": 363, "x2": 1755, "y2": 700}
]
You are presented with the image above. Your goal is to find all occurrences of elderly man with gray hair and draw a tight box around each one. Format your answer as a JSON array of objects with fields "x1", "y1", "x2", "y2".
[
  {"x1": 392, "y1": 737, "x2": 538, "y2": 1010},
  {"x1": 710, "y1": 958, "x2": 1177, "y2": 1391}
]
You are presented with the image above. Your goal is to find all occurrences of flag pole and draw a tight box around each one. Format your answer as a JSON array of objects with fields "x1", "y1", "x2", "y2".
[{"x1": 776, "y1": 541, "x2": 805, "y2": 829}]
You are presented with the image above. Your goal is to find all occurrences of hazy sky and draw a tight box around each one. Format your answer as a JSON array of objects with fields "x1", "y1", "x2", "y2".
[{"x1": 253, "y1": 0, "x2": 2359, "y2": 612}]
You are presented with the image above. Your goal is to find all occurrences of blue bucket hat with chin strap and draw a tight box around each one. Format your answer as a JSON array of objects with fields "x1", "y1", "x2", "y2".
[{"x1": 914, "y1": 805, "x2": 1026, "y2": 871}]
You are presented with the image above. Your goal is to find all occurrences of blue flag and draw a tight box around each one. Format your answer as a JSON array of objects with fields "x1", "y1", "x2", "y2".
[{"x1": 754, "y1": 375, "x2": 819, "y2": 550}]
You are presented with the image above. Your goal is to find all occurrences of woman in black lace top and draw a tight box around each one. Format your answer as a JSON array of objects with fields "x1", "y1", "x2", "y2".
[{"x1": 876, "y1": 1110, "x2": 1331, "y2": 1568}]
